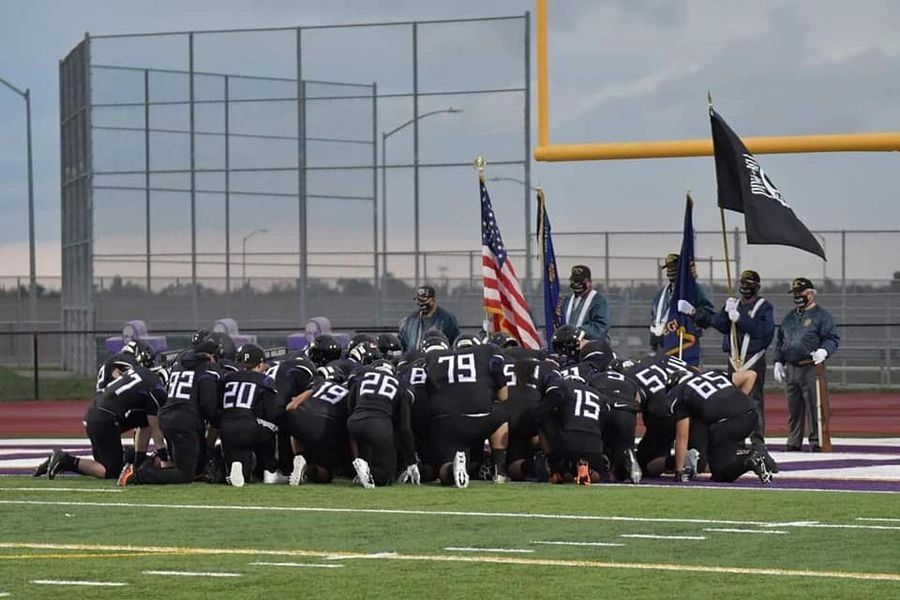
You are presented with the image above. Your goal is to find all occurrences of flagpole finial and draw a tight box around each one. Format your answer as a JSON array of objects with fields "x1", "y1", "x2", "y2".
[
  {"x1": 707, "y1": 91, "x2": 713, "y2": 114},
  {"x1": 474, "y1": 156, "x2": 487, "y2": 183}
]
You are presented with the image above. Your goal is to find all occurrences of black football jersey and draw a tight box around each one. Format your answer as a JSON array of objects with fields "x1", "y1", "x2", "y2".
[
  {"x1": 219, "y1": 370, "x2": 278, "y2": 422},
  {"x1": 554, "y1": 379, "x2": 610, "y2": 436},
  {"x1": 625, "y1": 355, "x2": 691, "y2": 418},
  {"x1": 95, "y1": 352, "x2": 139, "y2": 392},
  {"x1": 589, "y1": 370, "x2": 641, "y2": 413},
  {"x1": 670, "y1": 370, "x2": 755, "y2": 424},
  {"x1": 424, "y1": 345, "x2": 507, "y2": 415},
  {"x1": 267, "y1": 356, "x2": 316, "y2": 404},
  {"x1": 160, "y1": 351, "x2": 220, "y2": 421},
  {"x1": 302, "y1": 380, "x2": 351, "y2": 421},
  {"x1": 558, "y1": 360, "x2": 602, "y2": 384},
  {"x1": 348, "y1": 367, "x2": 408, "y2": 421},
  {"x1": 93, "y1": 365, "x2": 167, "y2": 420}
]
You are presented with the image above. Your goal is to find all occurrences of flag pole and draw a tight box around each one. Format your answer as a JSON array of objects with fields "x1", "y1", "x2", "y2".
[
  {"x1": 475, "y1": 156, "x2": 492, "y2": 333},
  {"x1": 709, "y1": 93, "x2": 742, "y2": 369}
]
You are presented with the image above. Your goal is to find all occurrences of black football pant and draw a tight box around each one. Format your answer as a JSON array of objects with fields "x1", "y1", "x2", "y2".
[
  {"x1": 704, "y1": 410, "x2": 758, "y2": 482},
  {"x1": 283, "y1": 409, "x2": 347, "y2": 480},
  {"x1": 84, "y1": 407, "x2": 124, "y2": 479},
  {"x1": 347, "y1": 416, "x2": 396, "y2": 486},
  {"x1": 603, "y1": 408, "x2": 637, "y2": 480},
  {"x1": 133, "y1": 408, "x2": 198, "y2": 485},
  {"x1": 220, "y1": 416, "x2": 277, "y2": 481},
  {"x1": 637, "y1": 412, "x2": 708, "y2": 473},
  {"x1": 728, "y1": 357, "x2": 768, "y2": 450}
]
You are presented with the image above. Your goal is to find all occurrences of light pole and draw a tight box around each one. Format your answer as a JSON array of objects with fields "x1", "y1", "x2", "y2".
[
  {"x1": 381, "y1": 107, "x2": 462, "y2": 287},
  {"x1": 242, "y1": 228, "x2": 269, "y2": 285},
  {"x1": 488, "y1": 175, "x2": 540, "y2": 192},
  {"x1": 0, "y1": 75, "x2": 37, "y2": 326},
  {"x1": 815, "y1": 233, "x2": 827, "y2": 284}
]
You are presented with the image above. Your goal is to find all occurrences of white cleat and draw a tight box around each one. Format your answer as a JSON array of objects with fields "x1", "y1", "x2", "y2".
[
  {"x1": 684, "y1": 448, "x2": 701, "y2": 480},
  {"x1": 493, "y1": 473, "x2": 508, "y2": 484},
  {"x1": 352, "y1": 458, "x2": 375, "y2": 489},
  {"x1": 228, "y1": 461, "x2": 245, "y2": 488},
  {"x1": 263, "y1": 469, "x2": 289, "y2": 484},
  {"x1": 624, "y1": 448, "x2": 642, "y2": 485},
  {"x1": 453, "y1": 451, "x2": 469, "y2": 489},
  {"x1": 289, "y1": 454, "x2": 308, "y2": 486}
]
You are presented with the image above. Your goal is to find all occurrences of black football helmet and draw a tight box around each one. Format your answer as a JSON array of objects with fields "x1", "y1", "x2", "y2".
[
  {"x1": 579, "y1": 339, "x2": 614, "y2": 371},
  {"x1": 191, "y1": 328, "x2": 210, "y2": 349},
  {"x1": 349, "y1": 340, "x2": 382, "y2": 365},
  {"x1": 308, "y1": 334, "x2": 342, "y2": 367},
  {"x1": 551, "y1": 325, "x2": 585, "y2": 361},
  {"x1": 123, "y1": 339, "x2": 155, "y2": 368},
  {"x1": 376, "y1": 333, "x2": 403, "y2": 359},
  {"x1": 454, "y1": 335, "x2": 482, "y2": 349},
  {"x1": 206, "y1": 332, "x2": 236, "y2": 361},
  {"x1": 489, "y1": 332, "x2": 520, "y2": 349},
  {"x1": 420, "y1": 329, "x2": 450, "y2": 353},
  {"x1": 665, "y1": 369, "x2": 693, "y2": 391},
  {"x1": 370, "y1": 358, "x2": 396, "y2": 376},
  {"x1": 350, "y1": 333, "x2": 377, "y2": 348}
]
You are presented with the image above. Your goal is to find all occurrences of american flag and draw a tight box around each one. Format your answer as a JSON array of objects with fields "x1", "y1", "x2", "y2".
[{"x1": 480, "y1": 179, "x2": 540, "y2": 349}]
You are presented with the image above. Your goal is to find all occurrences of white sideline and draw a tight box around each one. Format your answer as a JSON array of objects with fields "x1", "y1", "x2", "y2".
[
  {"x1": 31, "y1": 579, "x2": 126, "y2": 586},
  {"x1": 444, "y1": 547, "x2": 533, "y2": 553},
  {"x1": 621, "y1": 534, "x2": 706, "y2": 541},
  {"x1": 251, "y1": 561, "x2": 343, "y2": 568},
  {"x1": 1, "y1": 498, "x2": 900, "y2": 531},
  {"x1": 856, "y1": 517, "x2": 900, "y2": 522},
  {"x1": 0, "y1": 487, "x2": 122, "y2": 494},
  {"x1": 531, "y1": 541, "x2": 625, "y2": 547},
  {"x1": 704, "y1": 528, "x2": 789, "y2": 535},
  {"x1": 142, "y1": 570, "x2": 241, "y2": 578},
  {"x1": 6, "y1": 542, "x2": 899, "y2": 583}
]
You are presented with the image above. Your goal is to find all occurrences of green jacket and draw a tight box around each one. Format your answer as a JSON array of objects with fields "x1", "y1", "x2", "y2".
[{"x1": 562, "y1": 289, "x2": 611, "y2": 340}]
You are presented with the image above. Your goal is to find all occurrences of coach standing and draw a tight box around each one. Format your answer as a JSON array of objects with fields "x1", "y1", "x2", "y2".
[
  {"x1": 773, "y1": 277, "x2": 840, "y2": 452},
  {"x1": 710, "y1": 270, "x2": 774, "y2": 452},
  {"x1": 398, "y1": 285, "x2": 461, "y2": 352},
  {"x1": 561, "y1": 265, "x2": 611, "y2": 341}
]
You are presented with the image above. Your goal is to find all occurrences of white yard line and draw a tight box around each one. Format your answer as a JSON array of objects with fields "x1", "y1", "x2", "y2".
[
  {"x1": 250, "y1": 561, "x2": 343, "y2": 568},
  {"x1": 1, "y1": 498, "x2": 899, "y2": 531},
  {"x1": 31, "y1": 579, "x2": 126, "y2": 587},
  {"x1": 531, "y1": 541, "x2": 625, "y2": 547},
  {"x1": 142, "y1": 570, "x2": 241, "y2": 578},
  {"x1": 856, "y1": 517, "x2": 900, "y2": 522},
  {"x1": 704, "y1": 528, "x2": 789, "y2": 535},
  {"x1": 6, "y1": 542, "x2": 899, "y2": 583},
  {"x1": 620, "y1": 534, "x2": 706, "y2": 541},
  {"x1": 444, "y1": 547, "x2": 534, "y2": 553}
]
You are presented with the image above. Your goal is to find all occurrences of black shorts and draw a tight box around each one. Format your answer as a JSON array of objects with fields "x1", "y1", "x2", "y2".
[
  {"x1": 283, "y1": 409, "x2": 347, "y2": 470},
  {"x1": 552, "y1": 430, "x2": 605, "y2": 472},
  {"x1": 347, "y1": 416, "x2": 397, "y2": 485},
  {"x1": 637, "y1": 412, "x2": 675, "y2": 470},
  {"x1": 431, "y1": 408, "x2": 506, "y2": 465},
  {"x1": 85, "y1": 407, "x2": 124, "y2": 479}
]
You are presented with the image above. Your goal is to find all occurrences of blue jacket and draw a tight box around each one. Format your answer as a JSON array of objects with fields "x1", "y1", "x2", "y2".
[
  {"x1": 561, "y1": 289, "x2": 611, "y2": 340},
  {"x1": 398, "y1": 306, "x2": 461, "y2": 352},
  {"x1": 774, "y1": 305, "x2": 840, "y2": 365},
  {"x1": 649, "y1": 282, "x2": 715, "y2": 351},
  {"x1": 710, "y1": 296, "x2": 775, "y2": 357}
]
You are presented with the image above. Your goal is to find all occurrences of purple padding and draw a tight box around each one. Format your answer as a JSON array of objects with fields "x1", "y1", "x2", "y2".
[
  {"x1": 105, "y1": 337, "x2": 125, "y2": 353},
  {"x1": 104, "y1": 335, "x2": 167, "y2": 354},
  {"x1": 287, "y1": 334, "x2": 309, "y2": 352},
  {"x1": 231, "y1": 335, "x2": 258, "y2": 347}
]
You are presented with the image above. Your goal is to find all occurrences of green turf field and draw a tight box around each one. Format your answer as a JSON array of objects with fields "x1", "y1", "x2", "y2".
[
  {"x1": 0, "y1": 366, "x2": 93, "y2": 402},
  {"x1": 0, "y1": 478, "x2": 897, "y2": 599}
]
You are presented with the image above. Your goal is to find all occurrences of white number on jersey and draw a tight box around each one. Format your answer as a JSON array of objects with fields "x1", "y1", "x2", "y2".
[
  {"x1": 95, "y1": 365, "x2": 106, "y2": 392},
  {"x1": 223, "y1": 381, "x2": 258, "y2": 409},
  {"x1": 502, "y1": 363, "x2": 516, "y2": 387},
  {"x1": 113, "y1": 370, "x2": 143, "y2": 396},
  {"x1": 559, "y1": 365, "x2": 582, "y2": 380},
  {"x1": 634, "y1": 357, "x2": 689, "y2": 393},
  {"x1": 313, "y1": 382, "x2": 349, "y2": 405},
  {"x1": 437, "y1": 353, "x2": 477, "y2": 383},
  {"x1": 167, "y1": 370, "x2": 195, "y2": 401},
  {"x1": 686, "y1": 371, "x2": 733, "y2": 400},
  {"x1": 408, "y1": 366, "x2": 427, "y2": 386},
  {"x1": 359, "y1": 371, "x2": 400, "y2": 399},
  {"x1": 572, "y1": 388, "x2": 603, "y2": 421}
]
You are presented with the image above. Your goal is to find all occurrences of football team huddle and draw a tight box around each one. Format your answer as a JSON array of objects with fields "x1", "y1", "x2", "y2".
[{"x1": 34, "y1": 325, "x2": 777, "y2": 489}]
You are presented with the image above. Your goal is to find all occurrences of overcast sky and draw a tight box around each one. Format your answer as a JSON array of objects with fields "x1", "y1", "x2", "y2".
[{"x1": 1, "y1": 0, "x2": 898, "y2": 286}]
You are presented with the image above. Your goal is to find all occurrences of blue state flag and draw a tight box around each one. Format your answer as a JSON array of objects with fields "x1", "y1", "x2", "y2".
[
  {"x1": 664, "y1": 195, "x2": 702, "y2": 365},
  {"x1": 537, "y1": 189, "x2": 562, "y2": 342}
]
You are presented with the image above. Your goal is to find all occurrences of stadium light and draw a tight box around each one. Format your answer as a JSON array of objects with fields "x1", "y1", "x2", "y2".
[
  {"x1": 242, "y1": 228, "x2": 269, "y2": 284},
  {"x1": 0, "y1": 75, "x2": 37, "y2": 326},
  {"x1": 381, "y1": 107, "x2": 462, "y2": 286}
]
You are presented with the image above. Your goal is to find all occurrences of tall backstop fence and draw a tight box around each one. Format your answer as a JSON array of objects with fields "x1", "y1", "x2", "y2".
[{"x1": 58, "y1": 16, "x2": 532, "y2": 374}]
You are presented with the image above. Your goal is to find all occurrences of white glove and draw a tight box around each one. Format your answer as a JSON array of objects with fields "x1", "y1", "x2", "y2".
[
  {"x1": 728, "y1": 309, "x2": 741, "y2": 323},
  {"x1": 811, "y1": 348, "x2": 828, "y2": 365},
  {"x1": 677, "y1": 300, "x2": 696, "y2": 316},
  {"x1": 397, "y1": 463, "x2": 421, "y2": 485},
  {"x1": 724, "y1": 297, "x2": 738, "y2": 312},
  {"x1": 773, "y1": 362, "x2": 786, "y2": 383},
  {"x1": 649, "y1": 323, "x2": 664, "y2": 337}
]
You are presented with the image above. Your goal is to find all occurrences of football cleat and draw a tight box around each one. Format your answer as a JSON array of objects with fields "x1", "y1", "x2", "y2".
[
  {"x1": 46, "y1": 449, "x2": 69, "y2": 480},
  {"x1": 624, "y1": 449, "x2": 642, "y2": 485},
  {"x1": 684, "y1": 448, "x2": 701, "y2": 480},
  {"x1": 453, "y1": 451, "x2": 469, "y2": 489},
  {"x1": 762, "y1": 451, "x2": 780, "y2": 474},
  {"x1": 352, "y1": 458, "x2": 375, "y2": 489},
  {"x1": 478, "y1": 455, "x2": 495, "y2": 481},
  {"x1": 532, "y1": 450, "x2": 550, "y2": 483},
  {"x1": 575, "y1": 460, "x2": 591, "y2": 486},
  {"x1": 289, "y1": 454, "x2": 308, "y2": 486},
  {"x1": 33, "y1": 454, "x2": 51, "y2": 478},
  {"x1": 746, "y1": 450, "x2": 773, "y2": 484},
  {"x1": 493, "y1": 473, "x2": 508, "y2": 484},
  {"x1": 263, "y1": 469, "x2": 289, "y2": 485},
  {"x1": 116, "y1": 463, "x2": 135, "y2": 487},
  {"x1": 228, "y1": 462, "x2": 245, "y2": 487}
]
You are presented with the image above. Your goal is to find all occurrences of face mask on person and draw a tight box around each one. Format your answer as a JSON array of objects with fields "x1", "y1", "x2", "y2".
[
  {"x1": 417, "y1": 299, "x2": 433, "y2": 314},
  {"x1": 570, "y1": 280, "x2": 587, "y2": 294},
  {"x1": 739, "y1": 284, "x2": 757, "y2": 299},
  {"x1": 793, "y1": 292, "x2": 808, "y2": 308},
  {"x1": 666, "y1": 267, "x2": 678, "y2": 283}
]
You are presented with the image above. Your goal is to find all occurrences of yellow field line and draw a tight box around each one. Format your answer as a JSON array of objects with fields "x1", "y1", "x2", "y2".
[
  {"x1": 0, "y1": 542, "x2": 897, "y2": 583},
  {"x1": 0, "y1": 552, "x2": 169, "y2": 560}
]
